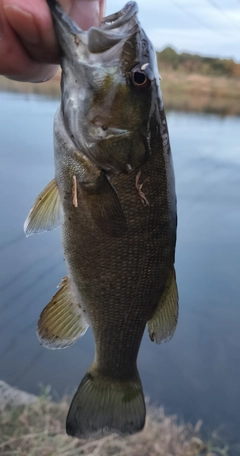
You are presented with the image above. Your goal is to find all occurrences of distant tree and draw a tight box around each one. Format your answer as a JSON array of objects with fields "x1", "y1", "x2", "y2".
[
  {"x1": 157, "y1": 46, "x2": 180, "y2": 69},
  {"x1": 157, "y1": 47, "x2": 240, "y2": 78}
]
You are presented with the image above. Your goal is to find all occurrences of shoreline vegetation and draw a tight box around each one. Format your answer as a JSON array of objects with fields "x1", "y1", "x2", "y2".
[
  {"x1": 0, "y1": 47, "x2": 240, "y2": 116},
  {"x1": 0, "y1": 387, "x2": 227, "y2": 456}
]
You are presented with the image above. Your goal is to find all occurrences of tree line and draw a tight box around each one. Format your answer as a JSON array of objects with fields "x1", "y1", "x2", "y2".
[{"x1": 157, "y1": 47, "x2": 240, "y2": 77}]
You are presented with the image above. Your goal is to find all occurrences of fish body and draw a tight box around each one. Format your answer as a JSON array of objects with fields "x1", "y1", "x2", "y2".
[{"x1": 24, "y1": 0, "x2": 178, "y2": 438}]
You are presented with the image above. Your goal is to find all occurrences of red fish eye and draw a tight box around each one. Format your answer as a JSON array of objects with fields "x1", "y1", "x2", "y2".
[{"x1": 130, "y1": 68, "x2": 151, "y2": 90}]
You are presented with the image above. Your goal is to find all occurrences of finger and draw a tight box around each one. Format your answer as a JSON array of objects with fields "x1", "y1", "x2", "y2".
[
  {"x1": 0, "y1": 0, "x2": 58, "y2": 81},
  {"x1": 1, "y1": 0, "x2": 106, "y2": 82},
  {"x1": 68, "y1": 0, "x2": 105, "y2": 30},
  {"x1": 3, "y1": 0, "x2": 60, "y2": 64},
  {"x1": 3, "y1": 0, "x2": 105, "y2": 64}
]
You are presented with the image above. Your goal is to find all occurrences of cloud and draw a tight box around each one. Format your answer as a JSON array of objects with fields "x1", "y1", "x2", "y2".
[
  {"x1": 148, "y1": 27, "x2": 240, "y2": 61},
  {"x1": 105, "y1": 0, "x2": 240, "y2": 60}
]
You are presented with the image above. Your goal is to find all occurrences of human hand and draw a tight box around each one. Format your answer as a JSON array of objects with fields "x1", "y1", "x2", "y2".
[{"x1": 0, "y1": 0, "x2": 105, "y2": 82}]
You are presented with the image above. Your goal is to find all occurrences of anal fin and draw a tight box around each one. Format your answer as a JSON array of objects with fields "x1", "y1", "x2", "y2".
[
  {"x1": 37, "y1": 277, "x2": 89, "y2": 349},
  {"x1": 24, "y1": 178, "x2": 63, "y2": 236},
  {"x1": 147, "y1": 267, "x2": 178, "y2": 344}
]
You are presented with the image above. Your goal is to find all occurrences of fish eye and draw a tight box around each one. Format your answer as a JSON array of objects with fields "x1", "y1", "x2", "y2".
[{"x1": 130, "y1": 65, "x2": 151, "y2": 91}]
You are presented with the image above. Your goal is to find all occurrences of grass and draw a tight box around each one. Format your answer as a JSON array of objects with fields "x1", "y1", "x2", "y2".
[
  {"x1": 160, "y1": 70, "x2": 240, "y2": 116},
  {"x1": 0, "y1": 68, "x2": 240, "y2": 115},
  {"x1": 0, "y1": 391, "x2": 228, "y2": 456}
]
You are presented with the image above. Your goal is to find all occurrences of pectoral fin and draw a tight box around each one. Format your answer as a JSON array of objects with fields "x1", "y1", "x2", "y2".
[
  {"x1": 147, "y1": 268, "x2": 178, "y2": 344},
  {"x1": 81, "y1": 172, "x2": 127, "y2": 237},
  {"x1": 37, "y1": 277, "x2": 89, "y2": 349},
  {"x1": 24, "y1": 178, "x2": 63, "y2": 236}
]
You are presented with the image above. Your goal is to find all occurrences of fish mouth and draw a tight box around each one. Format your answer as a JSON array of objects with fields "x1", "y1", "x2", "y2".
[
  {"x1": 47, "y1": 0, "x2": 139, "y2": 55},
  {"x1": 101, "y1": 2, "x2": 139, "y2": 30},
  {"x1": 88, "y1": 2, "x2": 139, "y2": 53}
]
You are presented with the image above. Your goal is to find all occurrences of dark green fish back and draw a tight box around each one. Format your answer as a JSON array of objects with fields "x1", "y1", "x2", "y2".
[{"x1": 61, "y1": 107, "x2": 176, "y2": 378}]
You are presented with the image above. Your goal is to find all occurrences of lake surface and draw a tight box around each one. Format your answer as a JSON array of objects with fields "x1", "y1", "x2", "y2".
[{"x1": 0, "y1": 92, "x2": 239, "y2": 452}]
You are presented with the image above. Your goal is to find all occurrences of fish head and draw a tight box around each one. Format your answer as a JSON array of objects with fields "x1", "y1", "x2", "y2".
[{"x1": 48, "y1": 1, "x2": 162, "y2": 173}]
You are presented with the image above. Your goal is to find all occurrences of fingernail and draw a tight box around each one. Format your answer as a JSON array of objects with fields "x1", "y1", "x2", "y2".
[
  {"x1": 99, "y1": 0, "x2": 106, "y2": 23},
  {"x1": 70, "y1": 0, "x2": 100, "y2": 30},
  {"x1": 3, "y1": 4, "x2": 40, "y2": 45}
]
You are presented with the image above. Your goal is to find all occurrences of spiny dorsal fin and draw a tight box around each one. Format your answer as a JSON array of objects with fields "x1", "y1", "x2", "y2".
[
  {"x1": 147, "y1": 267, "x2": 178, "y2": 344},
  {"x1": 24, "y1": 178, "x2": 63, "y2": 236},
  {"x1": 37, "y1": 276, "x2": 89, "y2": 349}
]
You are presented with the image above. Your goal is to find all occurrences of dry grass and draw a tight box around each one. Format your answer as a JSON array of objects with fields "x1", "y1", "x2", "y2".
[
  {"x1": 0, "y1": 395, "x2": 215, "y2": 456},
  {"x1": 0, "y1": 69, "x2": 239, "y2": 115},
  {"x1": 160, "y1": 71, "x2": 240, "y2": 115}
]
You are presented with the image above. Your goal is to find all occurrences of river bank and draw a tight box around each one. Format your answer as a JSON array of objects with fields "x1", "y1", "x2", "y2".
[
  {"x1": 0, "y1": 381, "x2": 220, "y2": 456},
  {"x1": 0, "y1": 69, "x2": 239, "y2": 115}
]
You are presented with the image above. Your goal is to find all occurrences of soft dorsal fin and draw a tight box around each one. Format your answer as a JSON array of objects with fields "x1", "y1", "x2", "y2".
[
  {"x1": 24, "y1": 178, "x2": 63, "y2": 236},
  {"x1": 37, "y1": 277, "x2": 89, "y2": 349},
  {"x1": 147, "y1": 268, "x2": 178, "y2": 344}
]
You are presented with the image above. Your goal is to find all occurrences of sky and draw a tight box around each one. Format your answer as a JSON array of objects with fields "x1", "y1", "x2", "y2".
[{"x1": 105, "y1": 0, "x2": 240, "y2": 62}]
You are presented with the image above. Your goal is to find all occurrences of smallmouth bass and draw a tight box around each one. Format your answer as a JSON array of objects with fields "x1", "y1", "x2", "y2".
[{"x1": 24, "y1": 0, "x2": 178, "y2": 438}]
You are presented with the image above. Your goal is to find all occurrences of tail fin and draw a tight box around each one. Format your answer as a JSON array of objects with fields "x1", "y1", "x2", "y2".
[{"x1": 66, "y1": 367, "x2": 146, "y2": 438}]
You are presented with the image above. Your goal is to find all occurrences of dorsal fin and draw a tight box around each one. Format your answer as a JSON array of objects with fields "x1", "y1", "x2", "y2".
[{"x1": 147, "y1": 268, "x2": 178, "y2": 344}]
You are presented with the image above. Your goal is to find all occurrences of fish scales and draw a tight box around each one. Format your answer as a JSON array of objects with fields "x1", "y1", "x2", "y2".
[
  {"x1": 24, "y1": 0, "x2": 178, "y2": 439},
  {"x1": 63, "y1": 158, "x2": 171, "y2": 373},
  {"x1": 57, "y1": 118, "x2": 173, "y2": 372}
]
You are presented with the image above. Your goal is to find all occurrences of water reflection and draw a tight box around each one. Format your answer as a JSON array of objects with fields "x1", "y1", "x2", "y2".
[{"x1": 0, "y1": 93, "x2": 239, "y2": 451}]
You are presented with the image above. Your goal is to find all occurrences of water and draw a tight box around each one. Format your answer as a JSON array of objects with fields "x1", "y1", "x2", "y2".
[{"x1": 0, "y1": 92, "x2": 239, "y2": 450}]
